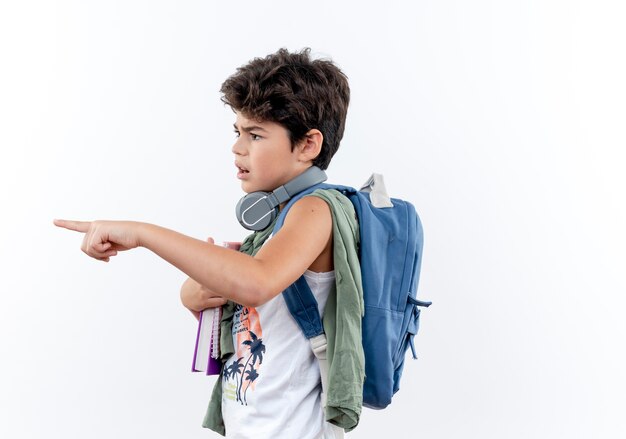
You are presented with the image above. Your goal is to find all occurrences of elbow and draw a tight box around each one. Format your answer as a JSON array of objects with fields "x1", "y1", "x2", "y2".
[
  {"x1": 240, "y1": 295, "x2": 265, "y2": 308},
  {"x1": 231, "y1": 270, "x2": 279, "y2": 308}
]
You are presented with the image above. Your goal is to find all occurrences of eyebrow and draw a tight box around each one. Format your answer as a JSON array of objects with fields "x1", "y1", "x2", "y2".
[{"x1": 233, "y1": 123, "x2": 268, "y2": 133}]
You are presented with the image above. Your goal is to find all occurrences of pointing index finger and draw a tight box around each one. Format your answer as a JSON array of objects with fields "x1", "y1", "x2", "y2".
[{"x1": 53, "y1": 219, "x2": 91, "y2": 233}]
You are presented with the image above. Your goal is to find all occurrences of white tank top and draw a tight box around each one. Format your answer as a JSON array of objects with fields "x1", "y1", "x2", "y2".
[{"x1": 221, "y1": 270, "x2": 340, "y2": 439}]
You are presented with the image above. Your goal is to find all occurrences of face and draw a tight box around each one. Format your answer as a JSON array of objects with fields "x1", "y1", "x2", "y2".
[{"x1": 232, "y1": 111, "x2": 308, "y2": 193}]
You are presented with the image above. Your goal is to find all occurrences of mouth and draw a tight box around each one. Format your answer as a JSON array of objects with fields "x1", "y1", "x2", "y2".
[{"x1": 235, "y1": 162, "x2": 250, "y2": 178}]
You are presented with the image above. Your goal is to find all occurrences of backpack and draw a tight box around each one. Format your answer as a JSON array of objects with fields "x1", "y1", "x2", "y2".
[{"x1": 272, "y1": 174, "x2": 431, "y2": 410}]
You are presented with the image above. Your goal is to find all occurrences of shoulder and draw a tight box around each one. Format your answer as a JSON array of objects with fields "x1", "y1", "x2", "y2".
[
  {"x1": 282, "y1": 195, "x2": 332, "y2": 230},
  {"x1": 291, "y1": 194, "x2": 331, "y2": 213}
]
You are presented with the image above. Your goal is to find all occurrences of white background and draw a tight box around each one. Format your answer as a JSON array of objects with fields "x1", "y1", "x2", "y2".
[{"x1": 1, "y1": 1, "x2": 625, "y2": 438}]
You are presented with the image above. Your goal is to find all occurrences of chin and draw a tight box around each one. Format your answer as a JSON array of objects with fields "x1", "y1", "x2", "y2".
[
  {"x1": 241, "y1": 181, "x2": 273, "y2": 194},
  {"x1": 240, "y1": 182, "x2": 257, "y2": 194}
]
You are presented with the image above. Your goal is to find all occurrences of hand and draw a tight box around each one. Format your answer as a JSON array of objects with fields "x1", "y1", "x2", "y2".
[
  {"x1": 222, "y1": 241, "x2": 242, "y2": 251},
  {"x1": 53, "y1": 219, "x2": 142, "y2": 262},
  {"x1": 179, "y1": 237, "x2": 230, "y2": 312}
]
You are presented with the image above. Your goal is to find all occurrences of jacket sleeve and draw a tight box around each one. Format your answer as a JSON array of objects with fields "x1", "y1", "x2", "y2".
[{"x1": 308, "y1": 189, "x2": 365, "y2": 431}]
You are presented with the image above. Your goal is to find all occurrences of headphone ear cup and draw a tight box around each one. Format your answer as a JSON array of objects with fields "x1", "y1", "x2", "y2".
[{"x1": 236, "y1": 191, "x2": 278, "y2": 231}]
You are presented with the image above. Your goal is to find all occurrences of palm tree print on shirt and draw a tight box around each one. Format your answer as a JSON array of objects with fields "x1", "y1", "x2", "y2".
[
  {"x1": 238, "y1": 330, "x2": 265, "y2": 403},
  {"x1": 243, "y1": 364, "x2": 259, "y2": 405},
  {"x1": 224, "y1": 305, "x2": 265, "y2": 405},
  {"x1": 223, "y1": 357, "x2": 244, "y2": 402}
]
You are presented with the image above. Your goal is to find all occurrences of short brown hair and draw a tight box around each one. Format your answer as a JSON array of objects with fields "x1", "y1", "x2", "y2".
[{"x1": 220, "y1": 47, "x2": 350, "y2": 170}]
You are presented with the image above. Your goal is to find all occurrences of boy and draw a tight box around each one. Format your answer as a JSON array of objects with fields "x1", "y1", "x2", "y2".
[{"x1": 54, "y1": 48, "x2": 360, "y2": 438}]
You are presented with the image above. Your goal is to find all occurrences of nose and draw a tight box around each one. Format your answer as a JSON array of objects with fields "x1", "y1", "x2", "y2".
[{"x1": 231, "y1": 137, "x2": 246, "y2": 156}]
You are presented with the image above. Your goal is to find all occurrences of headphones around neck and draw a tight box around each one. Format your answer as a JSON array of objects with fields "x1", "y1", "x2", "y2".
[{"x1": 235, "y1": 166, "x2": 328, "y2": 231}]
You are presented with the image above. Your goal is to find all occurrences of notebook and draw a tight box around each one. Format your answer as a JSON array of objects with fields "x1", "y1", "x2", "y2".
[{"x1": 191, "y1": 307, "x2": 222, "y2": 375}]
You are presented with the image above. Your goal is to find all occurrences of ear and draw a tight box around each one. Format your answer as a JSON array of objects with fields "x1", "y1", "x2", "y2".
[{"x1": 296, "y1": 129, "x2": 324, "y2": 163}]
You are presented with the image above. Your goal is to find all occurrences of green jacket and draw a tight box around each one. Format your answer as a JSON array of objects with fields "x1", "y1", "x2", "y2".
[{"x1": 203, "y1": 189, "x2": 365, "y2": 435}]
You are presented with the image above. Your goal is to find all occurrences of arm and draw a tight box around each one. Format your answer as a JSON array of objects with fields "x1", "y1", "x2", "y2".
[
  {"x1": 180, "y1": 276, "x2": 228, "y2": 320},
  {"x1": 181, "y1": 277, "x2": 202, "y2": 321},
  {"x1": 54, "y1": 196, "x2": 332, "y2": 308},
  {"x1": 179, "y1": 238, "x2": 237, "y2": 320}
]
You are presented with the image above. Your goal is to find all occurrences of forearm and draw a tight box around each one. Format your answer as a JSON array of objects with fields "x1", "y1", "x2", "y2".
[
  {"x1": 180, "y1": 275, "x2": 227, "y2": 318},
  {"x1": 138, "y1": 223, "x2": 267, "y2": 306}
]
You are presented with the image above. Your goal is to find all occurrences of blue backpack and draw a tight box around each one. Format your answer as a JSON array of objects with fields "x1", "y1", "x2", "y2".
[{"x1": 273, "y1": 174, "x2": 431, "y2": 409}]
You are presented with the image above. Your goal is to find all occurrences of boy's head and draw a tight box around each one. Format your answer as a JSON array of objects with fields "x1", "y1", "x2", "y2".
[{"x1": 220, "y1": 47, "x2": 350, "y2": 170}]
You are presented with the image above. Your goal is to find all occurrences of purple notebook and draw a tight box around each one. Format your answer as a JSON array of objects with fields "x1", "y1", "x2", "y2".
[{"x1": 192, "y1": 307, "x2": 222, "y2": 375}]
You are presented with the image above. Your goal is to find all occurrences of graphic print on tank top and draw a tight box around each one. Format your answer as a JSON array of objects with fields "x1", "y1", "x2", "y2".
[{"x1": 223, "y1": 304, "x2": 265, "y2": 405}]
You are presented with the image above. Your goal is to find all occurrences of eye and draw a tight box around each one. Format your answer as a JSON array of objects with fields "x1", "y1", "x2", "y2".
[
  {"x1": 233, "y1": 130, "x2": 240, "y2": 138},
  {"x1": 250, "y1": 133, "x2": 262, "y2": 141}
]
